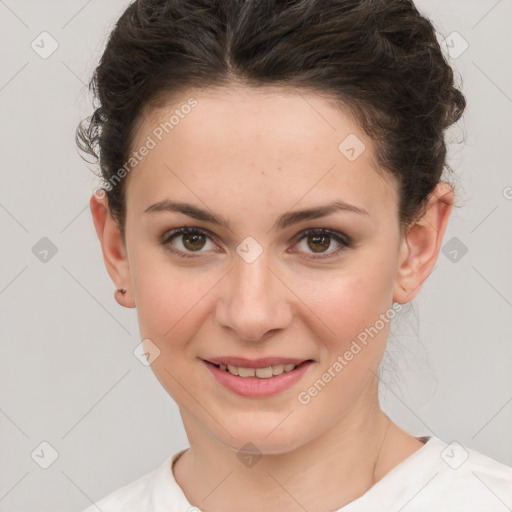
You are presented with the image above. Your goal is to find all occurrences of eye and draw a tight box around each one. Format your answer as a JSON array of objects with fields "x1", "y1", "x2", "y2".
[
  {"x1": 291, "y1": 228, "x2": 352, "y2": 260},
  {"x1": 161, "y1": 227, "x2": 217, "y2": 258},
  {"x1": 161, "y1": 226, "x2": 352, "y2": 260}
]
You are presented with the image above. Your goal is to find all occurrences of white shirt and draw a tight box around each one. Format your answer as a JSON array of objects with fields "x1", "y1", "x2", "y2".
[{"x1": 82, "y1": 435, "x2": 512, "y2": 511}]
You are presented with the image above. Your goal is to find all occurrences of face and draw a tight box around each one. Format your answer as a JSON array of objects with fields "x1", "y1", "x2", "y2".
[{"x1": 120, "y1": 86, "x2": 405, "y2": 454}]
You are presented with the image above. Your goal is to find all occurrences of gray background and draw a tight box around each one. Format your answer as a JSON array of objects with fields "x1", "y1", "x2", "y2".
[{"x1": 0, "y1": 0, "x2": 511, "y2": 510}]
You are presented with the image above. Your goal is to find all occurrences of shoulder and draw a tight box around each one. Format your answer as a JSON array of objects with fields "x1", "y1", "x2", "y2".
[
  {"x1": 432, "y1": 439, "x2": 512, "y2": 501},
  {"x1": 355, "y1": 435, "x2": 512, "y2": 512},
  {"x1": 81, "y1": 453, "x2": 178, "y2": 512},
  {"x1": 400, "y1": 436, "x2": 512, "y2": 510}
]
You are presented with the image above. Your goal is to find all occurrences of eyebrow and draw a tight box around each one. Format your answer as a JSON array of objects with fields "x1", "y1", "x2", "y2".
[{"x1": 144, "y1": 199, "x2": 369, "y2": 230}]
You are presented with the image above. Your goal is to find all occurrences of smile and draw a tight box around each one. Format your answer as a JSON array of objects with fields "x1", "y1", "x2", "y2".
[
  {"x1": 212, "y1": 362, "x2": 302, "y2": 378},
  {"x1": 202, "y1": 358, "x2": 314, "y2": 398}
]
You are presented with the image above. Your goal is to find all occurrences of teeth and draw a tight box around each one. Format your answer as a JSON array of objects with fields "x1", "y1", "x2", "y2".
[
  {"x1": 272, "y1": 365, "x2": 284, "y2": 376},
  {"x1": 227, "y1": 364, "x2": 239, "y2": 376},
  {"x1": 218, "y1": 362, "x2": 300, "y2": 378},
  {"x1": 255, "y1": 367, "x2": 273, "y2": 378},
  {"x1": 238, "y1": 367, "x2": 255, "y2": 377}
]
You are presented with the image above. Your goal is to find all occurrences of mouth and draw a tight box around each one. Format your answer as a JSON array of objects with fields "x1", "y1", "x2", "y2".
[
  {"x1": 202, "y1": 357, "x2": 313, "y2": 379},
  {"x1": 202, "y1": 357, "x2": 314, "y2": 398}
]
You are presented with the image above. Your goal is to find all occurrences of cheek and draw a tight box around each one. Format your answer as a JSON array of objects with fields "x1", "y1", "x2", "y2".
[
  {"x1": 132, "y1": 246, "x2": 397, "y2": 343},
  {"x1": 293, "y1": 268, "x2": 396, "y2": 427},
  {"x1": 300, "y1": 260, "x2": 396, "y2": 349},
  {"x1": 129, "y1": 246, "x2": 210, "y2": 344}
]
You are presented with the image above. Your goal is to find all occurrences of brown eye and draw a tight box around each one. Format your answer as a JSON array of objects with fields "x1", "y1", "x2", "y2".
[
  {"x1": 161, "y1": 227, "x2": 216, "y2": 258},
  {"x1": 161, "y1": 226, "x2": 352, "y2": 261},
  {"x1": 181, "y1": 232, "x2": 207, "y2": 251},
  {"x1": 293, "y1": 228, "x2": 352, "y2": 260},
  {"x1": 307, "y1": 234, "x2": 331, "y2": 253}
]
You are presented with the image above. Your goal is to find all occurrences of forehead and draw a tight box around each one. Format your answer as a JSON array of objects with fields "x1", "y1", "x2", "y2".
[
  {"x1": 138, "y1": 85, "x2": 367, "y2": 158},
  {"x1": 126, "y1": 85, "x2": 398, "y2": 218}
]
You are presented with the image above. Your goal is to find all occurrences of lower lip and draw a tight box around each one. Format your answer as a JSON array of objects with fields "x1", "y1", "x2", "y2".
[{"x1": 203, "y1": 360, "x2": 314, "y2": 398}]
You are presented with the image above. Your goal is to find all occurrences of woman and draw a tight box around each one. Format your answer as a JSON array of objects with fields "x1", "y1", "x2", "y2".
[{"x1": 78, "y1": 0, "x2": 512, "y2": 510}]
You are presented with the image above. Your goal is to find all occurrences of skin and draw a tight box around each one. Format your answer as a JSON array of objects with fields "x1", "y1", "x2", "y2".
[{"x1": 91, "y1": 85, "x2": 453, "y2": 511}]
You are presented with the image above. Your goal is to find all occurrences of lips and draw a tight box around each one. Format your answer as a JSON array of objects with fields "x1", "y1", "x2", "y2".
[
  {"x1": 203, "y1": 356, "x2": 310, "y2": 368},
  {"x1": 202, "y1": 357, "x2": 314, "y2": 398},
  {"x1": 203, "y1": 356, "x2": 312, "y2": 379}
]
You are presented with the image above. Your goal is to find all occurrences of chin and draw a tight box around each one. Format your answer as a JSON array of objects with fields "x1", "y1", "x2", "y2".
[{"x1": 214, "y1": 420, "x2": 311, "y2": 456}]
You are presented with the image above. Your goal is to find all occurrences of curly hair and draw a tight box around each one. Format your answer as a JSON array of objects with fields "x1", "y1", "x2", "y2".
[{"x1": 76, "y1": 0, "x2": 466, "y2": 236}]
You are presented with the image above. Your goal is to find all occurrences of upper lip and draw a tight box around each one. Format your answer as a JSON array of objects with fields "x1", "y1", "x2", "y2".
[{"x1": 203, "y1": 356, "x2": 311, "y2": 368}]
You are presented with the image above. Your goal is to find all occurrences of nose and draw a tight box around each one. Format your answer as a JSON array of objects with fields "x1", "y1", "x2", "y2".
[{"x1": 215, "y1": 251, "x2": 293, "y2": 342}]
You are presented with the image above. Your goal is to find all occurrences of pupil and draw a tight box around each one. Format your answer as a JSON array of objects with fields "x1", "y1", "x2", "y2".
[
  {"x1": 308, "y1": 235, "x2": 329, "y2": 253},
  {"x1": 184, "y1": 234, "x2": 205, "y2": 251}
]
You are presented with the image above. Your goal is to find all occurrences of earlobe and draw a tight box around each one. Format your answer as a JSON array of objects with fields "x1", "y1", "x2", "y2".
[
  {"x1": 114, "y1": 287, "x2": 134, "y2": 308},
  {"x1": 90, "y1": 193, "x2": 135, "y2": 308},
  {"x1": 393, "y1": 182, "x2": 453, "y2": 304}
]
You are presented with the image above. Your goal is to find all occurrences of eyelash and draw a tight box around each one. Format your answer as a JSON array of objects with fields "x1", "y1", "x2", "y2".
[{"x1": 160, "y1": 226, "x2": 352, "y2": 260}]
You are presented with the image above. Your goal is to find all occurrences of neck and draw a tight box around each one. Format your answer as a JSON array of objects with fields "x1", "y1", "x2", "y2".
[{"x1": 173, "y1": 388, "x2": 396, "y2": 511}]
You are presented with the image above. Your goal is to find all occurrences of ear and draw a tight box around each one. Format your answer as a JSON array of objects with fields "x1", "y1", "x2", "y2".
[
  {"x1": 393, "y1": 182, "x2": 453, "y2": 304},
  {"x1": 90, "y1": 191, "x2": 135, "y2": 308}
]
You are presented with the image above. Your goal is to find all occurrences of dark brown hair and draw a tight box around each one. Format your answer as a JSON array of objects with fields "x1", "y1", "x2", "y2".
[{"x1": 76, "y1": 0, "x2": 466, "y2": 236}]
